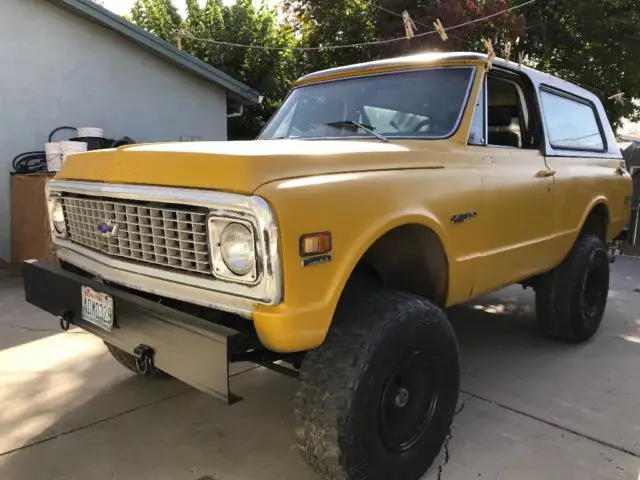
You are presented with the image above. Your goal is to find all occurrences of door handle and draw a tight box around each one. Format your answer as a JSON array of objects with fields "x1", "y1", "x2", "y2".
[{"x1": 535, "y1": 169, "x2": 556, "y2": 178}]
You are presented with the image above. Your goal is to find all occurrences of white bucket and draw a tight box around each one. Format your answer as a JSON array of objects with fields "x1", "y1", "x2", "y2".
[
  {"x1": 45, "y1": 142, "x2": 62, "y2": 172},
  {"x1": 76, "y1": 127, "x2": 104, "y2": 138},
  {"x1": 60, "y1": 140, "x2": 88, "y2": 166}
]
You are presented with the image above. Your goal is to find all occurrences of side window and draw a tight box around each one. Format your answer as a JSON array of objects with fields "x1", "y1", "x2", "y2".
[
  {"x1": 486, "y1": 77, "x2": 526, "y2": 148},
  {"x1": 539, "y1": 90, "x2": 604, "y2": 151},
  {"x1": 468, "y1": 80, "x2": 486, "y2": 145}
]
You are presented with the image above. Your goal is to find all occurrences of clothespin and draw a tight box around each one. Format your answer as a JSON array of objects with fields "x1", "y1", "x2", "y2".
[
  {"x1": 608, "y1": 92, "x2": 625, "y2": 105},
  {"x1": 402, "y1": 11, "x2": 417, "y2": 40},
  {"x1": 503, "y1": 41, "x2": 512, "y2": 62},
  {"x1": 433, "y1": 18, "x2": 448, "y2": 42},
  {"x1": 483, "y1": 38, "x2": 495, "y2": 70}
]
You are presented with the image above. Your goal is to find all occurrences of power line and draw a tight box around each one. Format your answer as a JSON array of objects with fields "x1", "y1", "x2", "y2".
[
  {"x1": 436, "y1": 0, "x2": 537, "y2": 34},
  {"x1": 361, "y1": 0, "x2": 462, "y2": 41},
  {"x1": 177, "y1": 0, "x2": 620, "y2": 104},
  {"x1": 361, "y1": 0, "x2": 406, "y2": 21},
  {"x1": 361, "y1": 0, "x2": 431, "y2": 29},
  {"x1": 180, "y1": 0, "x2": 538, "y2": 51}
]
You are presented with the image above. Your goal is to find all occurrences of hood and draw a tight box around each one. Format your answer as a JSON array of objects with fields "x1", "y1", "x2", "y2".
[{"x1": 56, "y1": 139, "x2": 452, "y2": 194}]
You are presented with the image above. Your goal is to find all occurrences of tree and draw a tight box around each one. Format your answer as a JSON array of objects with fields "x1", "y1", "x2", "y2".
[
  {"x1": 129, "y1": 0, "x2": 640, "y2": 135},
  {"x1": 521, "y1": 0, "x2": 640, "y2": 127},
  {"x1": 129, "y1": 0, "x2": 181, "y2": 40},
  {"x1": 130, "y1": 0, "x2": 296, "y2": 139},
  {"x1": 284, "y1": 0, "x2": 378, "y2": 74},
  {"x1": 286, "y1": 0, "x2": 639, "y2": 126},
  {"x1": 284, "y1": 1, "x2": 525, "y2": 67},
  {"x1": 370, "y1": 0, "x2": 525, "y2": 55}
]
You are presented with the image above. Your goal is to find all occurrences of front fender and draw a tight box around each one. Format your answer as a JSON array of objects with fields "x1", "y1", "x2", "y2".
[{"x1": 251, "y1": 168, "x2": 482, "y2": 352}]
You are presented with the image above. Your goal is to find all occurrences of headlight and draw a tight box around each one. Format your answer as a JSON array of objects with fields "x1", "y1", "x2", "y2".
[
  {"x1": 49, "y1": 197, "x2": 66, "y2": 235},
  {"x1": 219, "y1": 223, "x2": 256, "y2": 276}
]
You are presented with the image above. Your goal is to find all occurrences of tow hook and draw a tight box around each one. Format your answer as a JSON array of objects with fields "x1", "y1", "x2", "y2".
[
  {"x1": 133, "y1": 344, "x2": 155, "y2": 375},
  {"x1": 58, "y1": 310, "x2": 73, "y2": 331}
]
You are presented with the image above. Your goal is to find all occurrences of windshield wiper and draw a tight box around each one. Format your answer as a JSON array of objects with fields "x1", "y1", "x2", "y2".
[{"x1": 326, "y1": 120, "x2": 388, "y2": 143}]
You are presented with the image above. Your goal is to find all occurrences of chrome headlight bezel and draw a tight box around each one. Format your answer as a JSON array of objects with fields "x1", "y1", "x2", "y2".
[
  {"x1": 207, "y1": 215, "x2": 259, "y2": 284},
  {"x1": 48, "y1": 195, "x2": 67, "y2": 237}
]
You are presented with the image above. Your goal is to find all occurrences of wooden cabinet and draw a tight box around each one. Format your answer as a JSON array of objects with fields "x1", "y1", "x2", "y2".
[{"x1": 10, "y1": 173, "x2": 57, "y2": 265}]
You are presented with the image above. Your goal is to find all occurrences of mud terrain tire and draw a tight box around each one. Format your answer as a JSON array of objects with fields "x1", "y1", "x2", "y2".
[
  {"x1": 294, "y1": 288, "x2": 459, "y2": 480},
  {"x1": 535, "y1": 234, "x2": 610, "y2": 343}
]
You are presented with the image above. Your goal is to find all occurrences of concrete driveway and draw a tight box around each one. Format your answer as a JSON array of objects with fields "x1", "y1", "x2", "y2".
[{"x1": 0, "y1": 258, "x2": 639, "y2": 480}]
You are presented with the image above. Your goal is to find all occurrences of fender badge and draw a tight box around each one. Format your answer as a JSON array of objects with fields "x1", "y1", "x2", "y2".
[
  {"x1": 302, "y1": 254, "x2": 332, "y2": 267},
  {"x1": 450, "y1": 211, "x2": 478, "y2": 224}
]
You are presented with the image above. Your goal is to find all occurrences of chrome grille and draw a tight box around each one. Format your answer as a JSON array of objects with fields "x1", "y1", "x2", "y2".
[{"x1": 62, "y1": 196, "x2": 211, "y2": 275}]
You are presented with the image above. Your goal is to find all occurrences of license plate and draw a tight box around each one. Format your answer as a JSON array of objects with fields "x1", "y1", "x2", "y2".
[{"x1": 81, "y1": 286, "x2": 114, "y2": 331}]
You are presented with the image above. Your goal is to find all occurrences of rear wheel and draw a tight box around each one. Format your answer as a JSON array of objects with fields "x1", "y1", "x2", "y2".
[
  {"x1": 535, "y1": 234, "x2": 610, "y2": 343},
  {"x1": 294, "y1": 288, "x2": 459, "y2": 480},
  {"x1": 104, "y1": 342, "x2": 170, "y2": 378}
]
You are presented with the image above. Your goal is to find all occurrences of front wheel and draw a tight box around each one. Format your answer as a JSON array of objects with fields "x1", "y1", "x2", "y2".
[
  {"x1": 535, "y1": 234, "x2": 610, "y2": 343},
  {"x1": 294, "y1": 289, "x2": 459, "y2": 480}
]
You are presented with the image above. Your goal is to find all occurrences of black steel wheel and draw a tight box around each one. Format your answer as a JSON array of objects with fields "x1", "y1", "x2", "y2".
[
  {"x1": 583, "y1": 265, "x2": 608, "y2": 320},
  {"x1": 294, "y1": 287, "x2": 459, "y2": 480},
  {"x1": 536, "y1": 234, "x2": 610, "y2": 343},
  {"x1": 379, "y1": 352, "x2": 439, "y2": 453}
]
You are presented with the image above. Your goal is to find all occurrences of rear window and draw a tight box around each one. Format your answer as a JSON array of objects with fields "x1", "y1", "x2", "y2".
[{"x1": 540, "y1": 89, "x2": 604, "y2": 151}]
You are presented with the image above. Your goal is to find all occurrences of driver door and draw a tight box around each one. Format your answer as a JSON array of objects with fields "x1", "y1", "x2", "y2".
[{"x1": 468, "y1": 71, "x2": 557, "y2": 295}]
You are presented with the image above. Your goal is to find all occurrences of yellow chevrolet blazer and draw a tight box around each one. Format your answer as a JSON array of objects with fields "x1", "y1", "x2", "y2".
[{"x1": 24, "y1": 52, "x2": 632, "y2": 480}]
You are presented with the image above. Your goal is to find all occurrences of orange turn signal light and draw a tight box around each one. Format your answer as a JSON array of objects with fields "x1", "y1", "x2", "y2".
[{"x1": 300, "y1": 232, "x2": 332, "y2": 257}]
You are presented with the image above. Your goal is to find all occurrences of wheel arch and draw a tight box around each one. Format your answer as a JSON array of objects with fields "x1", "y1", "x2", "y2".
[
  {"x1": 579, "y1": 198, "x2": 610, "y2": 243},
  {"x1": 338, "y1": 216, "x2": 450, "y2": 309}
]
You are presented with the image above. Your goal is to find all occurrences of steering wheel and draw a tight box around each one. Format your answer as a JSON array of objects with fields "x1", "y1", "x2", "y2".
[{"x1": 413, "y1": 119, "x2": 431, "y2": 133}]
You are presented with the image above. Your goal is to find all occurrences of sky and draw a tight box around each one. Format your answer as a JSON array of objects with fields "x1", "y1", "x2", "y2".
[{"x1": 620, "y1": 119, "x2": 640, "y2": 138}]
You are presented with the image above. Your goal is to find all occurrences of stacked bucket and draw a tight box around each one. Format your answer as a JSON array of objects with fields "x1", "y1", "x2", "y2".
[{"x1": 44, "y1": 127, "x2": 104, "y2": 172}]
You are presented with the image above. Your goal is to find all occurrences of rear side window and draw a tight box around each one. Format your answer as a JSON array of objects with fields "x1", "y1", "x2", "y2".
[{"x1": 539, "y1": 89, "x2": 604, "y2": 151}]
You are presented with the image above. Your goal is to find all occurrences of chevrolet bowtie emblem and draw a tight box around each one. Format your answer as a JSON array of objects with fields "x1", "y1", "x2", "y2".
[{"x1": 96, "y1": 221, "x2": 119, "y2": 236}]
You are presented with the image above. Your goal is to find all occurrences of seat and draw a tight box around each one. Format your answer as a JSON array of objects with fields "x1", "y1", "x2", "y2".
[
  {"x1": 488, "y1": 106, "x2": 520, "y2": 148},
  {"x1": 488, "y1": 131, "x2": 520, "y2": 147}
]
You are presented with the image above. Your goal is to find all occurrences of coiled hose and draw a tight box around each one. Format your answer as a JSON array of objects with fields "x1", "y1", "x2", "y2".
[
  {"x1": 12, "y1": 126, "x2": 77, "y2": 174},
  {"x1": 12, "y1": 126, "x2": 135, "y2": 174}
]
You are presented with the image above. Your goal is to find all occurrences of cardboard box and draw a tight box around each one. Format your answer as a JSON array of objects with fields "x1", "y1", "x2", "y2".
[{"x1": 10, "y1": 173, "x2": 57, "y2": 265}]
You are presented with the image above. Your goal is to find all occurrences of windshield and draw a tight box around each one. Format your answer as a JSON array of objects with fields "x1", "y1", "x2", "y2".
[{"x1": 259, "y1": 67, "x2": 474, "y2": 140}]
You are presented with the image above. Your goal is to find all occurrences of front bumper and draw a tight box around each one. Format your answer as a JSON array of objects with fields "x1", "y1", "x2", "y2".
[
  {"x1": 55, "y1": 244, "x2": 257, "y2": 318},
  {"x1": 23, "y1": 260, "x2": 242, "y2": 403}
]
